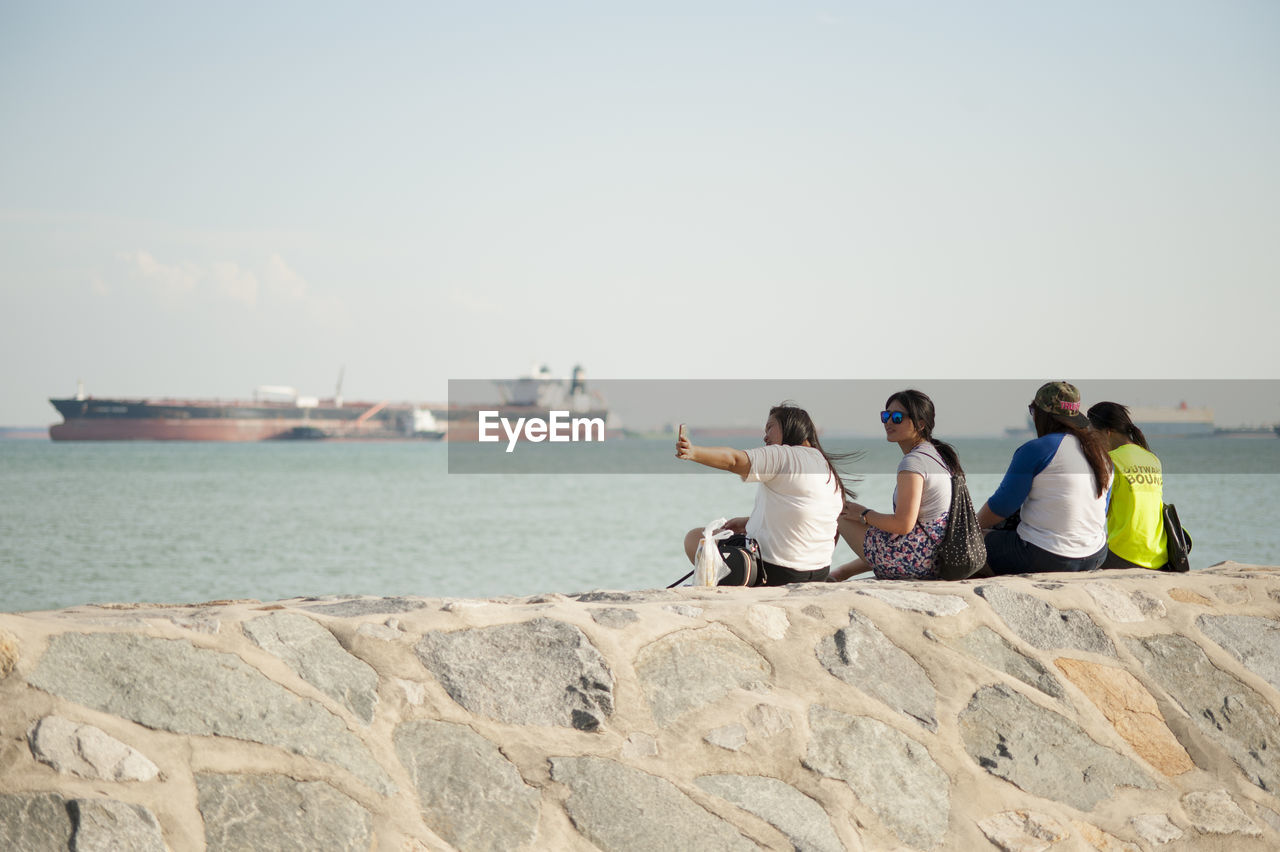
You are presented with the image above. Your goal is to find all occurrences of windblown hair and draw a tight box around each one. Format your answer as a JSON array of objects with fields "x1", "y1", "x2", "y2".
[
  {"x1": 1086, "y1": 401, "x2": 1150, "y2": 451},
  {"x1": 1031, "y1": 407, "x2": 1112, "y2": 498},
  {"x1": 884, "y1": 389, "x2": 963, "y2": 476},
  {"x1": 769, "y1": 402, "x2": 859, "y2": 501}
]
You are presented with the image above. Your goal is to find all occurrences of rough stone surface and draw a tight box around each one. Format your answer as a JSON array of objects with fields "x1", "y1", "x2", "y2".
[
  {"x1": 635, "y1": 623, "x2": 770, "y2": 727},
  {"x1": 394, "y1": 719, "x2": 540, "y2": 852},
  {"x1": 28, "y1": 632, "x2": 393, "y2": 793},
  {"x1": 704, "y1": 724, "x2": 747, "y2": 751},
  {"x1": 1169, "y1": 587, "x2": 1213, "y2": 606},
  {"x1": 746, "y1": 604, "x2": 789, "y2": 639},
  {"x1": 243, "y1": 611, "x2": 380, "y2": 724},
  {"x1": 1072, "y1": 820, "x2": 1140, "y2": 851},
  {"x1": 817, "y1": 610, "x2": 937, "y2": 730},
  {"x1": 804, "y1": 705, "x2": 949, "y2": 850},
  {"x1": 975, "y1": 809, "x2": 1069, "y2": 852},
  {"x1": 550, "y1": 756, "x2": 755, "y2": 851},
  {"x1": 1053, "y1": 658, "x2": 1194, "y2": 776},
  {"x1": 69, "y1": 798, "x2": 166, "y2": 852},
  {"x1": 197, "y1": 773, "x2": 373, "y2": 852},
  {"x1": 942, "y1": 626, "x2": 1065, "y2": 700},
  {"x1": 1084, "y1": 581, "x2": 1167, "y2": 623},
  {"x1": 1128, "y1": 813, "x2": 1183, "y2": 845},
  {"x1": 304, "y1": 596, "x2": 428, "y2": 617},
  {"x1": 28, "y1": 715, "x2": 159, "y2": 781},
  {"x1": 857, "y1": 587, "x2": 968, "y2": 616},
  {"x1": 589, "y1": 607, "x2": 639, "y2": 628},
  {"x1": 664, "y1": 603, "x2": 704, "y2": 618},
  {"x1": 5, "y1": 563, "x2": 1280, "y2": 852},
  {"x1": 1181, "y1": 789, "x2": 1262, "y2": 836},
  {"x1": 415, "y1": 617, "x2": 614, "y2": 730},
  {"x1": 959, "y1": 684, "x2": 1154, "y2": 811},
  {"x1": 976, "y1": 583, "x2": 1117, "y2": 656},
  {"x1": 1197, "y1": 614, "x2": 1280, "y2": 693},
  {"x1": 0, "y1": 792, "x2": 73, "y2": 851},
  {"x1": 696, "y1": 773, "x2": 844, "y2": 852},
  {"x1": 1127, "y1": 633, "x2": 1280, "y2": 792},
  {"x1": 747, "y1": 702, "x2": 794, "y2": 737}
]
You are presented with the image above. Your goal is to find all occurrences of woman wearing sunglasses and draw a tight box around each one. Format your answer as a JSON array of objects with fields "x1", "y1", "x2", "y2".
[
  {"x1": 976, "y1": 382, "x2": 1111, "y2": 574},
  {"x1": 830, "y1": 389, "x2": 962, "y2": 581},
  {"x1": 677, "y1": 402, "x2": 853, "y2": 585}
]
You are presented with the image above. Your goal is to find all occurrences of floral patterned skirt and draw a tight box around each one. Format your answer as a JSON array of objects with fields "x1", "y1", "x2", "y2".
[{"x1": 864, "y1": 512, "x2": 949, "y2": 580}]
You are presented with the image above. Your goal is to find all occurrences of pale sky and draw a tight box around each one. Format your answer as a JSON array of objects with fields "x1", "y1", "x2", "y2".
[{"x1": 3, "y1": 1, "x2": 1278, "y2": 428}]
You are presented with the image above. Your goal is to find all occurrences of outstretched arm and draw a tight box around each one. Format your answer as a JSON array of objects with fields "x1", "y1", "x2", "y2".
[{"x1": 676, "y1": 432, "x2": 752, "y2": 478}]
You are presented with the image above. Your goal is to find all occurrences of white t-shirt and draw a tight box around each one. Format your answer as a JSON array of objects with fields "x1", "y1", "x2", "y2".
[
  {"x1": 895, "y1": 443, "x2": 952, "y2": 525},
  {"x1": 742, "y1": 444, "x2": 843, "y2": 570}
]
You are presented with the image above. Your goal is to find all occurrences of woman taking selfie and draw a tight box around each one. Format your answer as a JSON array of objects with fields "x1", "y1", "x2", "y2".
[{"x1": 677, "y1": 403, "x2": 849, "y2": 585}]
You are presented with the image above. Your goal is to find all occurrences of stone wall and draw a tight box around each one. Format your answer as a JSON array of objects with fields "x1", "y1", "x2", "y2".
[{"x1": 1, "y1": 563, "x2": 1278, "y2": 851}]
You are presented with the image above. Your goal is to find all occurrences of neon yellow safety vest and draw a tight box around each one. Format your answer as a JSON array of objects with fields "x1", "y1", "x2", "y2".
[{"x1": 1106, "y1": 443, "x2": 1167, "y2": 569}]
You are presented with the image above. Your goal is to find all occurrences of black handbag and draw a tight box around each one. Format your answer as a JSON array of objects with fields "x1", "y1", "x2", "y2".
[
  {"x1": 1162, "y1": 503, "x2": 1193, "y2": 572},
  {"x1": 919, "y1": 450, "x2": 987, "y2": 580}
]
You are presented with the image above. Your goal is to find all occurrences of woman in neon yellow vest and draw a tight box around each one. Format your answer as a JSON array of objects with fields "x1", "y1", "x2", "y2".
[{"x1": 1086, "y1": 402, "x2": 1168, "y2": 569}]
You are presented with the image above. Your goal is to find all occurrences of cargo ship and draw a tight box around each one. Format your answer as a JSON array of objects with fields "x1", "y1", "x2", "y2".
[
  {"x1": 48, "y1": 382, "x2": 444, "y2": 442},
  {"x1": 436, "y1": 365, "x2": 615, "y2": 441},
  {"x1": 47, "y1": 366, "x2": 613, "y2": 442}
]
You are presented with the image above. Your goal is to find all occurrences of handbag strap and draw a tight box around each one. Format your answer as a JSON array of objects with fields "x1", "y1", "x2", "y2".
[{"x1": 914, "y1": 446, "x2": 952, "y2": 476}]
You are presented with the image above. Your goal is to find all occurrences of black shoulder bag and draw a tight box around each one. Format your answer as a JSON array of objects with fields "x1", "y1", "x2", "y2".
[
  {"x1": 920, "y1": 451, "x2": 987, "y2": 581},
  {"x1": 1162, "y1": 503, "x2": 1193, "y2": 572}
]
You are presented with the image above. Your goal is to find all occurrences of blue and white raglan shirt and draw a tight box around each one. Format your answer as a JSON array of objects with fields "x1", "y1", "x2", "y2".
[{"x1": 987, "y1": 433, "x2": 1109, "y2": 558}]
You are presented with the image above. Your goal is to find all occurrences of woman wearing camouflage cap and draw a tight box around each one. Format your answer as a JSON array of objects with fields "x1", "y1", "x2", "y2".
[{"x1": 976, "y1": 382, "x2": 1111, "y2": 574}]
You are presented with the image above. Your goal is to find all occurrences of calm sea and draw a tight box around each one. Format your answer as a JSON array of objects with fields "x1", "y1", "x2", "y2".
[{"x1": 2, "y1": 436, "x2": 1278, "y2": 613}]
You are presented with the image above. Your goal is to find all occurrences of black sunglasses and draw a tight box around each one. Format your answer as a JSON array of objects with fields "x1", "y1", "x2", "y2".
[{"x1": 880, "y1": 410, "x2": 906, "y2": 425}]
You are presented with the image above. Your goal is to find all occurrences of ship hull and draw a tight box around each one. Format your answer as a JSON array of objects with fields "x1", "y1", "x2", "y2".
[{"x1": 48, "y1": 397, "x2": 429, "y2": 442}]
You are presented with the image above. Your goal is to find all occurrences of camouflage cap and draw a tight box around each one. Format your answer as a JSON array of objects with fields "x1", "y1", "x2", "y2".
[{"x1": 1032, "y1": 381, "x2": 1091, "y2": 428}]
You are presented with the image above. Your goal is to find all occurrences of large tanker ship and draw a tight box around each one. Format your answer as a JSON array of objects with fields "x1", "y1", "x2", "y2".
[
  {"x1": 48, "y1": 366, "x2": 612, "y2": 442},
  {"x1": 48, "y1": 382, "x2": 442, "y2": 442}
]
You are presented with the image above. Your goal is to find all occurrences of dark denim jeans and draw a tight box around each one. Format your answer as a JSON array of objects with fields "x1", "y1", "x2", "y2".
[{"x1": 984, "y1": 529, "x2": 1107, "y2": 575}]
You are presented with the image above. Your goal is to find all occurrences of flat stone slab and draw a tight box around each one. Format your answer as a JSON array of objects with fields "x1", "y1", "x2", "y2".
[
  {"x1": 1053, "y1": 659, "x2": 1194, "y2": 777},
  {"x1": 303, "y1": 596, "x2": 428, "y2": 617},
  {"x1": 817, "y1": 610, "x2": 937, "y2": 730},
  {"x1": 69, "y1": 798, "x2": 165, "y2": 852},
  {"x1": 550, "y1": 756, "x2": 756, "y2": 851},
  {"x1": 197, "y1": 773, "x2": 373, "y2": 852},
  {"x1": 0, "y1": 792, "x2": 73, "y2": 851},
  {"x1": 804, "y1": 705, "x2": 950, "y2": 850},
  {"x1": 394, "y1": 719, "x2": 540, "y2": 852},
  {"x1": 976, "y1": 809, "x2": 1069, "y2": 852},
  {"x1": 857, "y1": 588, "x2": 969, "y2": 616},
  {"x1": 1196, "y1": 614, "x2": 1280, "y2": 693},
  {"x1": 1181, "y1": 789, "x2": 1262, "y2": 836},
  {"x1": 976, "y1": 584, "x2": 1116, "y2": 656},
  {"x1": 941, "y1": 626, "x2": 1065, "y2": 700},
  {"x1": 28, "y1": 715, "x2": 159, "y2": 781},
  {"x1": 415, "y1": 617, "x2": 614, "y2": 730},
  {"x1": 1126, "y1": 633, "x2": 1280, "y2": 793},
  {"x1": 1083, "y1": 580, "x2": 1167, "y2": 623},
  {"x1": 959, "y1": 684, "x2": 1154, "y2": 811},
  {"x1": 635, "y1": 623, "x2": 770, "y2": 727},
  {"x1": 696, "y1": 773, "x2": 845, "y2": 852},
  {"x1": 29, "y1": 632, "x2": 393, "y2": 793},
  {"x1": 243, "y1": 611, "x2": 380, "y2": 724}
]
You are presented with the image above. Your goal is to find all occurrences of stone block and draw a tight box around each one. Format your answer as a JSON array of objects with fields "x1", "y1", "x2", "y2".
[
  {"x1": 817, "y1": 610, "x2": 937, "y2": 730},
  {"x1": 394, "y1": 720, "x2": 540, "y2": 852},
  {"x1": 942, "y1": 626, "x2": 1065, "y2": 700},
  {"x1": 696, "y1": 773, "x2": 844, "y2": 852},
  {"x1": 635, "y1": 624, "x2": 769, "y2": 727},
  {"x1": 197, "y1": 773, "x2": 373, "y2": 852},
  {"x1": 976, "y1": 584, "x2": 1116, "y2": 656},
  {"x1": 28, "y1": 715, "x2": 159, "y2": 782},
  {"x1": 416, "y1": 617, "x2": 614, "y2": 730},
  {"x1": 69, "y1": 798, "x2": 166, "y2": 852}
]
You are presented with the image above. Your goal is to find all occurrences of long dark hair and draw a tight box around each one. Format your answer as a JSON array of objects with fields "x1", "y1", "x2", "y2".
[
  {"x1": 1086, "y1": 401, "x2": 1150, "y2": 451},
  {"x1": 885, "y1": 389, "x2": 963, "y2": 475},
  {"x1": 1030, "y1": 408, "x2": 1111, "y2": 498},
  {"x1": 769, "y1": 402, "x2": 859, "y2": 501}
]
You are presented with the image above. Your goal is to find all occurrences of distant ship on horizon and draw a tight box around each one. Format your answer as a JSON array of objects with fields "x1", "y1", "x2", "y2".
[{"x1": 1005, "y1": 401, "x2": 1220, "y2": 439}]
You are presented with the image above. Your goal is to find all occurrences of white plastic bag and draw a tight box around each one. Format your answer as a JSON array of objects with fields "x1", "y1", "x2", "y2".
[{"x1": 693, "y1": 518, "x2": 733, "y2": 587}]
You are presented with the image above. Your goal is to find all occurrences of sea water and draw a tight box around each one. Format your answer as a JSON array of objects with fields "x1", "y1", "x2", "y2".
[{"x1": 2, "y1": 437, "x2": 1278, "y2": 613}]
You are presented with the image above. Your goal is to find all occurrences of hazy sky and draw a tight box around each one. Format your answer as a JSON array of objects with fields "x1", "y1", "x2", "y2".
[{"x1": 3, "y1": 1, "x2": 1278, "y2": 428}]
